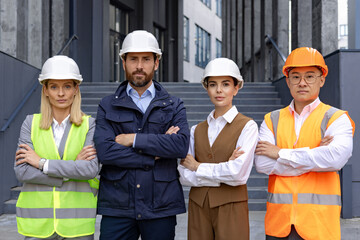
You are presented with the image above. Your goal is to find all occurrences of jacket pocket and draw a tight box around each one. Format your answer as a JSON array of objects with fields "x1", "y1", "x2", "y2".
[
  {"x1": 105, "y1": 112, "x2": 135, "y2": 134},
  {"x1": 152, "y1": 161, "x2": 183, "y2": 210},
  {"x1": 148, "y1": 111, "x2": 173, "y2": 134},
  {"x1": 98, "y1": 170, "x2": 129, "y2": 209}
]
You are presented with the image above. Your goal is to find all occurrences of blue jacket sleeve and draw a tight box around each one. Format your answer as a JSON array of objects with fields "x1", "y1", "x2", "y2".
[
  {"x1": 94, "y1": 102, "x2": 155, "y2": 169},
  {"x1": 134, "y1": 98, "x2": 190, "y2": 158}
]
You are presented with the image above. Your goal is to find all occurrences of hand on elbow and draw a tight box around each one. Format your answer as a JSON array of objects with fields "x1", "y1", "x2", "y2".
[
  {"x1": 255, "y1": 141, "x2": 280, "y2": 160},
  {"x1": 15, "y1": 144, "x2": 41, "y2": 169},
  {"x1": 76, "y1": 145, "x2": 97, "y2": 161},
  {"x1": 180, "y1": 154, "x2": 200, "y2": 171}
]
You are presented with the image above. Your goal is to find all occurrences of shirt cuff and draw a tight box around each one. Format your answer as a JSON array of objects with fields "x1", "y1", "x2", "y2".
[
  {"x1": 43, "y1": 160, "x2": 49, "y2": 174},
  {"x1": 132, "y1": 134, "x2": 137, "y2": 148}
]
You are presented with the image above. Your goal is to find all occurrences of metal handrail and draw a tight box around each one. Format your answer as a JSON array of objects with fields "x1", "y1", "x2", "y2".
[
  {"x1": 265, "y1": 34, "x2": 286, "y2": 62},
  {"x1": 0, "y1": 34, "x2": 78, "y2": 132}
]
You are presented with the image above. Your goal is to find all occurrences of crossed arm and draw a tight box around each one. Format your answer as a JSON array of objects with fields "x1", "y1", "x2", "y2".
[
  {"x1": 178, "y1": 120, "x2": 258, "y2": 187},
  {"x1": 254, "y1": 114, "x2": 353, "y2": 176},
  {"x1": 14, "y1": 116, "x2": 99, "y2": 186}
]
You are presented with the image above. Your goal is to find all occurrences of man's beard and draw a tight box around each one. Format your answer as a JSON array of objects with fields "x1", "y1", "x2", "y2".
[{"x1": 126, "y1": 70, "x2": 155, "y2": 88}]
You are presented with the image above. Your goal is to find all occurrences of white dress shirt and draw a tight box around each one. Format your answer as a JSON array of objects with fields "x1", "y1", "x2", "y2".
[
  {"x1": 254, "y1": 98, "x2": 354, "y2": 176},
  {"x1": 178, "y1": 106, "x2": 258, "y2": 187},
  {"x1": 43, "y1": 115, "x2": 70, "y2": 173}
]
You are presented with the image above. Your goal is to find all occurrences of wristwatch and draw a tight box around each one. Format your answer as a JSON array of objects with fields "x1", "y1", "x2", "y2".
[{"x1": 38, "y1": 158, "x2": 47, "y2": 171}]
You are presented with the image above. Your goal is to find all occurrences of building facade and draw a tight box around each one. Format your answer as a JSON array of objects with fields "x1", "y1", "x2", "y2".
[
  {"x1": 183, "y1": 0, "x2": 222, "y2": 83},
  {"x1": 0, "y1": 0, "x2": 185, "y2": 215}
]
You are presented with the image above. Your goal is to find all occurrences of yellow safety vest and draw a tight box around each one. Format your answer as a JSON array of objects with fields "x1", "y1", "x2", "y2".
[
  {"x1": 16, "y1": 114, "x2": 99, "y2": 238},
  {"x1": 264, "y1": 103, "x2": 354, "y2": 240}
]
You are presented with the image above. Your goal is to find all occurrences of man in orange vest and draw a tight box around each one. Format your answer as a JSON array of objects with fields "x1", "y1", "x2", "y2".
[{"x1": 255, "y1": 47, "x2": 355, "y2": 240}]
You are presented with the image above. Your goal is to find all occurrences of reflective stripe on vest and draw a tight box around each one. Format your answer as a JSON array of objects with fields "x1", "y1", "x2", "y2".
[
  {"x1": 264, "y1": 103, "x2": 351, "y2": 240},
  {"x1": 17, "y1": 208, "x2": 96, "y2": 219},
  {"x1": 268, "y1": 193, "x2": 341, "y2": 206},
  {"x1": 267, "y1": 193, "x2": 292, "y2": 204},
  {"x1": 16, "y1": 114, "x2": 97, "y2": 238}
]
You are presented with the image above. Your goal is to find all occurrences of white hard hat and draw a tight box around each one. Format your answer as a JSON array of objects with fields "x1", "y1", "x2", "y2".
[
  {"x1": 119, "y1": 30, "x2": 162, "y2": 60},
  {"x1": 201, "y1": 58, "x2": 243, "y2": 89},
  {"x1": 38, "y1": 55, "x2": 83, "y2": 84}
]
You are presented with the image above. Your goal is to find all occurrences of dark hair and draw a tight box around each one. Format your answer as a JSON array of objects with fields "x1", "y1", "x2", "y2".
[
  {"x1": 122, "y1": 53, "x2": 157, "y2": 62},
  {"x1": 204, "y1": 76, "x2": 238, "y2": 88}
]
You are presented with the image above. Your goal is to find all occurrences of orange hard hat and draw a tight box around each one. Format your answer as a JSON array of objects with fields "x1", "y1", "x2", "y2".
[{"x1": 282, "y1": 47, "x2": 328, "y2": 77}]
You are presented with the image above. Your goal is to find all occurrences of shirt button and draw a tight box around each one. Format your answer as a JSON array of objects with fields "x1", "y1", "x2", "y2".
[
  {"x1": 138, "y1": 128, "x2": 142, "y2": 131},
  {"x1": 139, "y1": 150, "x2": 142, "y2": 154},
  {"x1": 208, "y1": 154, "x2": 212, "y2": 159},
  {"x1": 137, "y1": 184, "x2": 141, "y2": 188},
  {"x1": 138, "y1": 214, "x2": 142, "y2": 218},
  {"x1": 163, "y1": 102, "x2": 166, "y2": 105}
]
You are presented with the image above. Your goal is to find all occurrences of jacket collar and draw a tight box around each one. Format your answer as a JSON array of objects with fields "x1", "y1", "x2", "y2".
[{"x1": 111, "y1": 80, "x2": 171, "y2": 109}]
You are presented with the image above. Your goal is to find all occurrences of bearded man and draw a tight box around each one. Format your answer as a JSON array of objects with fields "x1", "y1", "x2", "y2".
[{"x1": 94, "y1": 30, "x2": 190, "y2": 240}]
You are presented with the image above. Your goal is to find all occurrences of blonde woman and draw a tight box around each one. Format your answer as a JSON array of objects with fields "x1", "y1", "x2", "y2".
[{"x1": 14, "y1": 55, "x2": 99, "y2": 240}]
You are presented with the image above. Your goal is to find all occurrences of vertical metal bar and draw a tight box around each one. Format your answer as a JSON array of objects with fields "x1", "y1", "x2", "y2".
[
  {"x1": 251, "y1": 0, "x2": 255, "y2": 82},
  {"x1": 260, "y1": 0, "x2": 265, "y2": 82}
]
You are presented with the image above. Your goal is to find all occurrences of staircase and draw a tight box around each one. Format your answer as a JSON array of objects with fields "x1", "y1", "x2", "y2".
[
  {"x1": 80, "y1": 81, "x2": 282, "y2": 211},
  {"x1": 3, "y1": 81, "x2": 283, "y2": 213}
]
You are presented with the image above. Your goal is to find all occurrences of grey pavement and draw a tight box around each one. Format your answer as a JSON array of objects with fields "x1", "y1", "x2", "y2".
[{"x1": 1, "y1": 212, "x2": 359, "y2": 240}]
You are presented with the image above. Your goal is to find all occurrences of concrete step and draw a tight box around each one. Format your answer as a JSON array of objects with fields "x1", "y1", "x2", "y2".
[
  {"x1": 248, "y1": 187, "x2": 268, "y2": 199},
  {"x1": 10, "y1": 187, "x2": 21, "y2": 200},
  {"x1": 82, "y1": 104, "x2": 282, "y2": 113},
  {"x1": 80, "y1": 85, "x2": 276, "y2": 93},
  {"x1": 81, "y1": 97, "x2": 282, "y2": 105},
  {"x1": 3, "y1": 199, "x2": 16, "y2": 214},
  {"x1": 81, "y1": 91, "x2": 279, "y2": 99},
  {"x1": 3, "y1": 187, "x2": 21, "y2": 214},
  {"x1": 247, "y1": 174, "x2": 269, "y2": 187},
  {"x1": 248, "y1": 199, "x2": 267, "y2": 211},
  {"x1": 187, "y1": 112, "x2": 266, "y2": 119}
]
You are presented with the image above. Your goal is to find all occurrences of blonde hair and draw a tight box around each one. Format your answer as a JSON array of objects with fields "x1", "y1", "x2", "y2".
[{"x1": 40, "y1": 80, "x2": 85, "y2": 129}]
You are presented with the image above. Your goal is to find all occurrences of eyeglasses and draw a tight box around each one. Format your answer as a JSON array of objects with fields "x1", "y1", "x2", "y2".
[{"x1": 288, "y1": 74, "x2": 322, "y2": 85}]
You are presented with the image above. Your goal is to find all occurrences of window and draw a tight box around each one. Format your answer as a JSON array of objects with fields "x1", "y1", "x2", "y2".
[
  {"x1": 154, "y1": 26, "x2": 164, "y2": 82},
  {"x1": 200, "y1": 0, "x2": 211, "y2": 8},
  {"x1": 216, "y1": 0, "x2": 221, "y2": 17},
  {"x1": 184, "y1": 16, "x2": 190, "y2": 61},
  {"x1": 195, "y1": 25, "x2": 211, "y2": 68},
  {"x1": 216, "y1": 39, "x2": 222, "y2": 58},
  {"x1": 109, "y1": 4, "x2": 128, "y2": 82},
  {"x1": 340, "y1": 24, "x2": 348, "y2": 37}
]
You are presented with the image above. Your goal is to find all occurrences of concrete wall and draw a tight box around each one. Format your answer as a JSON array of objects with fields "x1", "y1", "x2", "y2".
[
  {"x1": 183, "y1": 0, "x2": 222, "y2": 83},
  {"x1": 0, "y1": 52, "x2": 41, "y2": 215},
  {"x1": 222, "y1": 0, "x2": 339, "y2": 82},
  {"x1": 0, "y1": 0, "x2": 68, "y2": 68}
]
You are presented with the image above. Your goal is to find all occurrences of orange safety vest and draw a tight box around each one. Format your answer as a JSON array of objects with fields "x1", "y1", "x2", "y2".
[{"x1": 264, "y1": 102, "x2": 355, "y2": 240}]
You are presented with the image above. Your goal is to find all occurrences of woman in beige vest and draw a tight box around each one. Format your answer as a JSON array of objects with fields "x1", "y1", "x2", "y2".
[{"x1": 178, "y1": 58, "x2": 258, "y2": 240}]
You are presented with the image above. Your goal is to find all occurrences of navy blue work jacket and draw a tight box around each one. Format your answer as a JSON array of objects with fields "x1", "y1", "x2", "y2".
[{"x1": 94, "y1": 80, "x2": 190, "y2": 220}]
